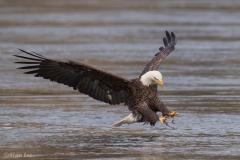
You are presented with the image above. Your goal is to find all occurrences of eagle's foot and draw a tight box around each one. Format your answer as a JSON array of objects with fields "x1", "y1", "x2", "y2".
[
  {"x1": 159, "y1": 116, "x2": 169, "y2": 126},
  {"x1": 169, "y1": 111, "x2": 179, "y2": 124}
]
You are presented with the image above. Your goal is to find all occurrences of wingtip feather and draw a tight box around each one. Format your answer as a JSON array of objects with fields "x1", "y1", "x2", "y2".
[
  {"x1": 163, "y1": 37, "x2": 168, "y2": 47},
  {"x1": 171, "y1": 32, "x2": 177, "y2": 44},
  {"x1": 166, "y1": 30, "x2": 171, "y2": 44}
]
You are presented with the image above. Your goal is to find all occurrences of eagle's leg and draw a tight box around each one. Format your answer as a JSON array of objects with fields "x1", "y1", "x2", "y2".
[
  {"x1": 159, "y1": 107, "x2": 172, "y2": 126},
  {"x1": 169, "y1": 111, "x2": 179, "y2": 124},
  {"x1": 159, "y1": 105, "x2": 179, "y2": 124},
  {"x1": 137, "y1": 107, "x2": 160, "y2": 126},
  {"x1": 152, "y1": 100, "x2": 179, "y2": 126}
]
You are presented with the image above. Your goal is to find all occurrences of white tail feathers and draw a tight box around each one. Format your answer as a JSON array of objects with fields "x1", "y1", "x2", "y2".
[{"x1": 112, "y1": 113, "x2": 137, "y2": 127}]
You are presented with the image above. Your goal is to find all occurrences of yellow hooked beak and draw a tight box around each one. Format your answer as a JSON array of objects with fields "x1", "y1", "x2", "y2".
[{"x1": 156, "y1": 79, "x2": 164, "y2": 87}]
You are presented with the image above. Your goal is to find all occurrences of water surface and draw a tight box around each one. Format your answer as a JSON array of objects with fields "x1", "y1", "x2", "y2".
[{"x1": 0, "y1": 0, "x2": 240, "y2": 159}]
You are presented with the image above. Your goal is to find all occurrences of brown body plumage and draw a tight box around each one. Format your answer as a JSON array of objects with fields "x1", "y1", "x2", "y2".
[
  {"x1": 14, "y1": 31, "x2": 177, "y2": 126},
  {"x1": 126, "y1": 79, "x2": 170, "y2": 125}
]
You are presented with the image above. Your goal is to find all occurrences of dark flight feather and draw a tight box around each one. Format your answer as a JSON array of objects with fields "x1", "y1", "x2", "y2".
[
  {"x1": 166, "y1": 31, "x2": 171, "y2": 44},
  {"x1": 140, "y1": 30, "x2": 177, "y2": 76},
  {"x1": 14, "y1": 50, "x2": 130, "y2": 105}
]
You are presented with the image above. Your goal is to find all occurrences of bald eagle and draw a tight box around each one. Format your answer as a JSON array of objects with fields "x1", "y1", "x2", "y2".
[{"x1": 14, "y1": 31, "x2": 178, "y2": 127}]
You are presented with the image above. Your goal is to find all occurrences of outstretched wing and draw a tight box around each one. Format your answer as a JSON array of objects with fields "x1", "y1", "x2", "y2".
[
  {"x1": 140, "y1": 31, "x2": 177, "y2": 76},
  {"x1": 14, "y1": 49, "x2": 130, "y2": 105}
]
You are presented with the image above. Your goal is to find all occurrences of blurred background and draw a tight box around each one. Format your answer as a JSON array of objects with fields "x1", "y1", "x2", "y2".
[{"x1": 0, "y1": 0, "x2": 240, "y2": 159}]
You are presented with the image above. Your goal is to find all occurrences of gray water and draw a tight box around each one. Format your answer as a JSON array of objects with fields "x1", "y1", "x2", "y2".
[{"x1": 0, "y1": 0, "x2": 240, "y2": 159}]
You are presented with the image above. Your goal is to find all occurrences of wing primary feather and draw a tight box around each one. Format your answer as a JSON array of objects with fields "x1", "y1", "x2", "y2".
[
  {"x1": 34, "y1": 73, "x2": 41, "y2": 77},
  {"x1": 166, "y1": 31, "x2": 171, "y2": 44},
  {"x1": 15, "y1": 62, "x2": 40, "y2": 64},
  {"x1": 24, "y1": 69, "x2": 40, "y2": 74},
  {"x1": 14, "y1": 55, "x2": 42, "y2": 61},
  {"x1": 38, "y1": 67, "x2": 64, "y2": 71},
  {"x1": 163, "y1": 37, "x2": 168, "y2": 47},
  {"x1": 17, "y1": 65, "x2": 40, "y2": 69},
  {"x1": 31, "y1": 51, "x2": 46, "y2": 58},
  {"x1": 171, "y1": 32, "x2": 177, "y2": 44},
  {"x1": 18, "y1": 49, "x2": 45, "y2": 60}
]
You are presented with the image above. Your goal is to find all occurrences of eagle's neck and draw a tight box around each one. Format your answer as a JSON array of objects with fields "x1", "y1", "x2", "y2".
[{"x1": 140, "y1": 72, "x2": 155, "y2": 86}]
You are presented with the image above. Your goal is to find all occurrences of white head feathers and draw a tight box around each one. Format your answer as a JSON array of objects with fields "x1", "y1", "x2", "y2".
[{"x1": 140, "y1": 71, "x2": 163, "y2": 86}]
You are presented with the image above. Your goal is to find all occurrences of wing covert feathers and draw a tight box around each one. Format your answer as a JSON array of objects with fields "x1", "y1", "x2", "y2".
[{"x1": 14, "y1": 49, "x2": 130, "y2": 105}]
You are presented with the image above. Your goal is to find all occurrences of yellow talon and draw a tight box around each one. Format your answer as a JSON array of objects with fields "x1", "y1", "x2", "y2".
[
  {"x1": 159, "y1": 116, "x2": 168, "y2": 124},
  {"x1": 169, "y1": 111, "x2": 179, "y2": 123},
  {"x1": 169, "y1": 111, "x2": 179, "y2": 117}
]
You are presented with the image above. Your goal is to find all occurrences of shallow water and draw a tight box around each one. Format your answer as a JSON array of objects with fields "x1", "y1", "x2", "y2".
[{"x1": 0, "y1": 0, "x2": 240, "y2": 159}]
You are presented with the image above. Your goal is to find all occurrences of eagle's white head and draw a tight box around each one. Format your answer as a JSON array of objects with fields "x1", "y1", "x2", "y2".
[{"x1": 140, "y1": 71, "x2": 164, "y2": 87}]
